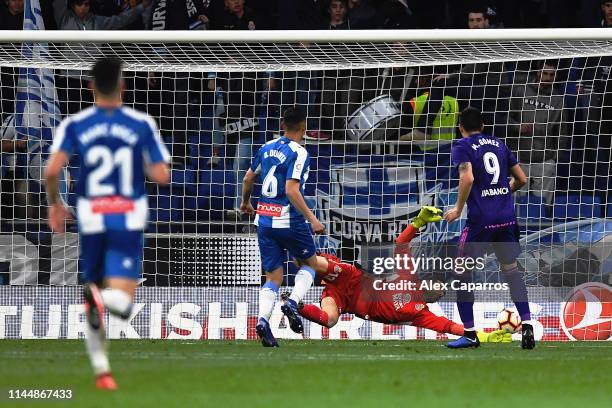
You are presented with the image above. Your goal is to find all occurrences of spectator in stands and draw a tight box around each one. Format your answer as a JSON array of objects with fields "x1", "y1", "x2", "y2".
[
  {"x1": 577, "y1": 0, "x2": 612, "y2": 27},
  {"x1": 5, "y1": 0, "x2": 57, "y2": 29},
  {"x1": 149, "y1": 0, "x2": 210, "y2": 30},
  {"x1": 389, "y1": 64, "x2": 428, "y2": 109},
  {"x1": 207, "y1": 73, "x2": 226, "y2": 168},
  {"x1": 275, "y1": 1, "x2": 326, "y2": 139},
  {"x1": 212, "y1": 71, "x2": 260, "y2": 220},
  {"x1": 1, "y1": 0, "x2": 56, "y2": 118},
  {"x1": 77, "y1": 0, "x2": 148, "y2": 30},
  {"x1": 0, "y1": 114, "x2": 28, "y2": 221},
  {"x1": 399, "y1": 67, "x2": 459, "y2": 150},
  {"x1": 146, "y1": 0, "x2": 210, "y2": 170},
  {"x1": 328, "y1": 0, "x2": 349, "y2": 29},
  {"x1": 205, "y1": 1, "x2": 261, "y2": 219},
  {"x1": 319, "y1": 0, "x2": 356, "y2": 139},
  {"x1": 574, "y1": 48, "x2": 612, "y2": 211},
  {"x1": 506, "y1": 61, "x2": 569, "y2": 204},
  {"x1": 56, "y1": 0, "x2": 150, "y2": 115},
  {"x1": 601, "y1": 0, "x2": 612, "y2": 26},
  {"x1": 211, "y1": 0, "x2": 258, "y2": 30},
  {"x1": 409, "y1": 5, "x2": 504, "y2": 145},
  {"x1": 1, "y1": 115, "x2": 27, "y2": 177},
  {"x1": 60, "y1": 0, "x2": 149, "y2": 29},
  {"x1": 448, "y1": 1, "x2": 511, "y2": 29},
  {"x1": 0, "y1": 0, "x2": 24, "y2": 119},
  {"x1": 467, "y1": 7, "x2": 489, "y2": 29},
  {"x1": 0, "y1": 0, "x2": 24, "y2": 30}
]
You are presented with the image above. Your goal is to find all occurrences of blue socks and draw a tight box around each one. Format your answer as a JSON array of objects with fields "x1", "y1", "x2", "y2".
[
  {"x1": 501, "y1": 266, "x2": 531, "y2": 321},
  {"x1": 456, "y1": 271, "x2": 475, "y2": 330}
]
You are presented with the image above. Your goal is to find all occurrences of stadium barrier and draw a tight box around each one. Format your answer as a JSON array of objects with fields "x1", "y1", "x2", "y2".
[{"x1": 1, "y1": 286, "x2": 610, "y2": 341}]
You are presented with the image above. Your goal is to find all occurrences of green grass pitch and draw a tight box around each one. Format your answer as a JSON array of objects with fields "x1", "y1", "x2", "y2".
[{"x1": 1, "y1": 340, "x2": 610, "y2": 408}]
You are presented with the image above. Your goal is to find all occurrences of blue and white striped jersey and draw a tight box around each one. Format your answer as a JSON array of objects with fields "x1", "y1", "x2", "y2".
[
  {"x1": 251, "y1": 136, "x2": 310, "y2": 229},
  {"x1": 51, "y1": 106, "x2": 170, "y2": 234}
]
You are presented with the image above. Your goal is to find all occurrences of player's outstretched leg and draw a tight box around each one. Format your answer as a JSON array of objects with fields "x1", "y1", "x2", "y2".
[
  {"x1": 256, "y1": 280, "x2": 279, "y2": 347},
  {"x1": 298, "y1": 297, "x2": 340, "y2": 328},
  {"x1": 281, "y1": 265, "x2": 316, "y2": 333},
  {"x1": 500, "y1": 263, "x2": 535, "y2": 349},
  {"x1": 299, "y1": 303, "x2": 331, "y2": 327},
  {"x1": 447, "y1": 270, "x2": 479, "y2": 348},
  {"x1": 280, "y1": 297, "x2": 304, "y2": 334},
  {"x1": 446, "y1": 332, "x2": 480, "y2": 349},
  {"x1": 83, "y1": 284, "x2": 116, "y2": 390}
]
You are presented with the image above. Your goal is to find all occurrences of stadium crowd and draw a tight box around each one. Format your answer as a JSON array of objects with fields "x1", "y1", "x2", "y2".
[
  {"x1": 0, "y1": 0, "x2": 611, "y2": 223},
  {"x1": 2, "y1": 0, "x2": 612, "y2": 31}
]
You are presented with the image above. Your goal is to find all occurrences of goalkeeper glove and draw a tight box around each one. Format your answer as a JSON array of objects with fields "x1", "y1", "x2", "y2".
[
  {"x1": 411, "y1": 206, "x2": 443, "y2": 229},
  {"x1": 476, "y1": 331, "x2": 490, "y2": 343},
  {"x1": 483, "y1": 329, "x2": 513, "y2": 343}
]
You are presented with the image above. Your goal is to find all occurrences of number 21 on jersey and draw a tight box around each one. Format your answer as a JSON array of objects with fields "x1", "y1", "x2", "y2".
[{"x1": 86, "y1": 145, "x2": 133, "y2": 196}]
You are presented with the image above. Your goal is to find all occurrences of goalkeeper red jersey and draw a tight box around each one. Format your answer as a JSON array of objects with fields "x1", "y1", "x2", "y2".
[{"x1": 320, "y1": 225, "x2": 442, "y2": 325}]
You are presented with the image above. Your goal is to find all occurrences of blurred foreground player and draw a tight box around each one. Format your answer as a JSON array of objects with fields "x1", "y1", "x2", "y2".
[
  {"x1": 240, "y1": 107, "x2": 325, "y2": 347},
  {"x1": 443, "y1": 107, "x2": 534, "y2": 349},
  {"x1": 298, "y1": 207, "x2": 465, "y2": 337},
  {"x1": 45, "y1": 58, "x2": 170, "y2": 389}
]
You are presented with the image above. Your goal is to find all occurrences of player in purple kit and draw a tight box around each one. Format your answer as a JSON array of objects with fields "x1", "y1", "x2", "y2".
[
  {"x1": 45, "y1": 58, "x2": 170, "y2": 389},
  {"x1": 240, "y1": 106, "x2": 325, "y2": 347},
  {"x1": 444, "y1": 107, "x2": 535, "y2": 350}
]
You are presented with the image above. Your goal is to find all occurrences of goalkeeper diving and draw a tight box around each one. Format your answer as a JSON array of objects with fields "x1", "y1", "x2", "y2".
[{"x1": 294, "y1": 206, "x2": 508, "y2": 341}]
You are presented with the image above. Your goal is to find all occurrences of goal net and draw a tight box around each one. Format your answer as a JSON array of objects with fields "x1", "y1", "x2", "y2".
[{"x1": 0, "y1": 29, "x2": 611, "y2": 341}]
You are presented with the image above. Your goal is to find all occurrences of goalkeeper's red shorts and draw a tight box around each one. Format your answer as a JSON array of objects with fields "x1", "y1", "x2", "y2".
[{"x1": 318, "y1": 252, "x2": 456, "y2": 335}]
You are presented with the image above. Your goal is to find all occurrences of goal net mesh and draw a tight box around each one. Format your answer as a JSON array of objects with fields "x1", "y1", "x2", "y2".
[{"x1": 0, "y1": 36, "x2": 610, "y2": 341}]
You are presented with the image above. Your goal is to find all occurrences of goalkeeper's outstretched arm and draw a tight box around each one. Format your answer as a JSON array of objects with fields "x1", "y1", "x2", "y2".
[
  {"x1": 303, "y1": 206, "x2": 443, "y2": 276},
  {"x1": 396, "y1": 206, "x2": 443, "y2": 244}
]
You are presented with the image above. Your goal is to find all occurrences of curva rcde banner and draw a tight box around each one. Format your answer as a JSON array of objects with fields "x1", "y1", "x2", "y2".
[{"x1": 0, "y1": 285, "x2": 610, "y2": 341}]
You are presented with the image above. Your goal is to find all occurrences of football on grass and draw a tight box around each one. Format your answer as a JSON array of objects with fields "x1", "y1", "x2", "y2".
[{"x1": 497, "y1": 308, "x2": 522, "y2": 333}]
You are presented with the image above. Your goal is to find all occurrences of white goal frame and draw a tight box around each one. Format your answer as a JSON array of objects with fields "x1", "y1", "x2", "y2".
[{"x1": 1, "y1": 28, "x2": 612, "y2": 43}]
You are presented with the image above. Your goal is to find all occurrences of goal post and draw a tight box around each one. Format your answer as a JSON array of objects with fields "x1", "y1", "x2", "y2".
[{"x1": 0, "y1": 29, "x2": 610, "y2": 341}]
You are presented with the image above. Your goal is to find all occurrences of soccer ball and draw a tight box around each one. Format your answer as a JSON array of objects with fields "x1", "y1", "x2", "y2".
[{"x1": 496, "y1": 308, "x2": 521, "y2": 333}]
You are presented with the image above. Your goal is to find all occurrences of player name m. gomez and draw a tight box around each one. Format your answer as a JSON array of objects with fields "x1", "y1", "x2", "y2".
[{"x1": 470, "y1": 137, "x2": 500, "y2": 150}]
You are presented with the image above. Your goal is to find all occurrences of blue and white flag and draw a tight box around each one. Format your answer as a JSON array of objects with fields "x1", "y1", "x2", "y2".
[
  {"x1": 15, "y1": 0, "x2": 61, "y2": 145},
  {"x1": 15, "y1": 0, "x2": 67, "y2": 202}
]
